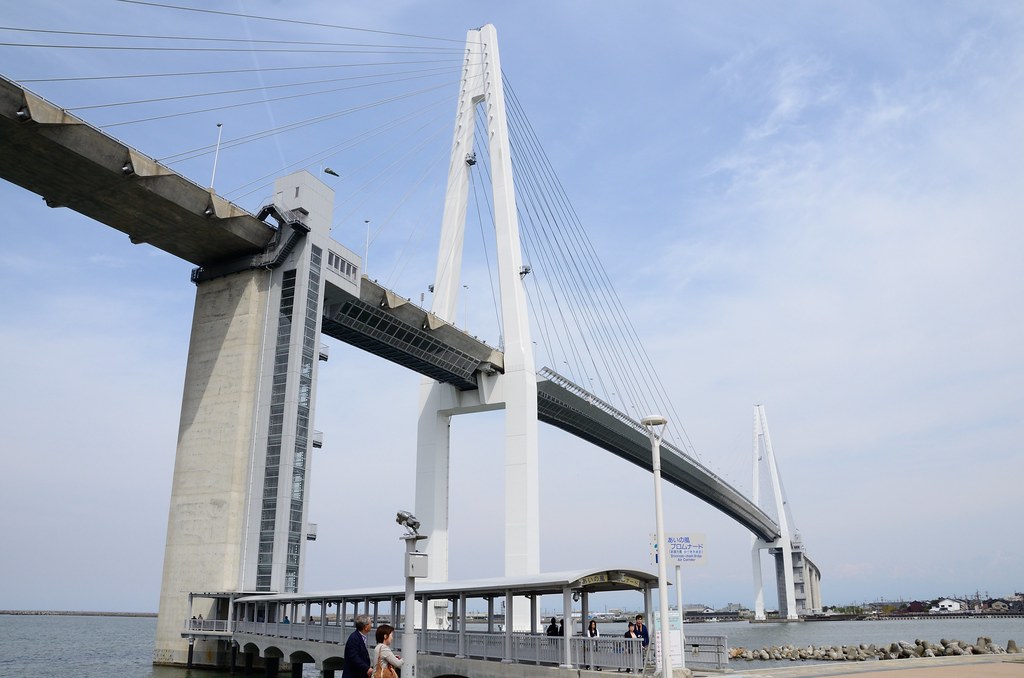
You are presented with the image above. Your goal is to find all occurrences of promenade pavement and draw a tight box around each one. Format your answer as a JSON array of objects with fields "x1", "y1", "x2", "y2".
[{"x1": 692, "y1": 654, "x2": 1024, "y2": 677}]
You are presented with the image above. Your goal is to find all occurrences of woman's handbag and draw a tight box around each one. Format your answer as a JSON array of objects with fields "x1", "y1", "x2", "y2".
[{"x1": 374, "y1": 654, "x2": 398, "y2": 678}]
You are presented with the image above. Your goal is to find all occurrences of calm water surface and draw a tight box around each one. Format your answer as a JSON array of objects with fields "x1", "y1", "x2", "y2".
[{"x1": 1, "y1": 614, "x2": 1021, "y2": 677}]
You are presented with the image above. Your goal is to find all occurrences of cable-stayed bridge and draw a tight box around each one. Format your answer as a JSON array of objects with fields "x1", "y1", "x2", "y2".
[
  {"x1": 0, "y1": 66, "x2": 780, "y2": 542},
  {"x1": 0, "y1": 17, "x2": 819, "y2": 672}
]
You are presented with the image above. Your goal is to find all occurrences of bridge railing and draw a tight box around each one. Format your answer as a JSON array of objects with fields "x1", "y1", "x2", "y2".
[
  {"x1": 234, "y1": 620, "x2": 342, "y2": 644},
  {"x1": 461, "y1": 631, "x2": 507, "y2": 659},
  {"x1": 570, "y1": 636, "x2": 645, "y2": 672},
  {"x1": 683, "y1": 634, "x2": 730, "y2": 670},
  {"x1": 186, "y1": 618, "x2": 231, "y2": 633},
  {"x1": 421, "y1": 629, "x2": 460, "y2": 655},
  {"x1": 231, "y1": 621, "x2": 726, "y2": 671},
  {"x1": 512, "y1": 633, "x2": 565, "y2": 665},
  {"x1": 418, "y1": 630, "x2": 646, "y2": 672}
]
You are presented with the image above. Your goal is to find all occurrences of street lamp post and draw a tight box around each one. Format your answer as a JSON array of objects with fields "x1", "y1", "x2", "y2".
[
  {"x1": 641, "y1": 414, "x2": 678, "y2": 676},
  {"x1": 397, "y1": 511, "x2": 427, "y2": 678},
  {"x1": 364, "y1": 219, "x2": 371, "y2": 274}
]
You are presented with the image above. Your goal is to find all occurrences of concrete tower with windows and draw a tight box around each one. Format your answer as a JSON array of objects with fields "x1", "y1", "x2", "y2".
[{"x1": 153, "y1": 172, "x2": 358, "y2": 666}]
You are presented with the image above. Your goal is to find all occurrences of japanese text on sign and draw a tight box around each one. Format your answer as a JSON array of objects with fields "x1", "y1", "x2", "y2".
[{"x1": 650, "y1": 532, "x2": 706, "y2": 565}]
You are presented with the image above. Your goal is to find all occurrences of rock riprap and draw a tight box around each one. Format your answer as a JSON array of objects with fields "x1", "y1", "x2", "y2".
[{"x1": 728, "y1": 637, "x2": 1021, "y2": 662}]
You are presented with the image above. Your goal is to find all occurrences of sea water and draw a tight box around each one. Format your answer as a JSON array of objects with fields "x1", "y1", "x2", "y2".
[{"x1": 1, "y1": 614, "x2": 1021, "y2": 676}]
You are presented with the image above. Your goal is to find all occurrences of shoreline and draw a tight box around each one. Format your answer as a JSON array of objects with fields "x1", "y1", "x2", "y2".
[
  {"x1": 0, "y1": 610, "x2": 157, "y2": 617},
  {"x1": 722, "y1": 654, "x2": 1024, "y2": 677}
]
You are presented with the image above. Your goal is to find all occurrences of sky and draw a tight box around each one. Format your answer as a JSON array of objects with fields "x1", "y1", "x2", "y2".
[{"x1": 1, "y1": 1, "x2": 1022, "y2": 615}]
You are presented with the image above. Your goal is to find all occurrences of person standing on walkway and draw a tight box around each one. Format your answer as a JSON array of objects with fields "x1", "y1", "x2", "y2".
[
  {"x1": 623, "y1": 621, "x2": 638, "y2": 672},
  {"x1": 586, "y1": 619, "x2": 601, "y2": 670},
  {"x1": 634, "y1": 614, "x2": 649, "y2": 649},
  {"x1": 374, "y1": 623, "x2": 403, "y2": 676},
  {"x1": 546, "y1": 616, "x2": 560, "y2": 636},
  {"x1": 343, "y1": 614, "x2": 373, "y2": 678}
]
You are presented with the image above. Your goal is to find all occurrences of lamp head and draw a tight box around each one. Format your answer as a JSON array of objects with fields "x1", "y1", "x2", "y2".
[
  {"x1": 396, "y1": 510, "x2": 420, "y2": 535},
  {"x1": 641, "y1": 414, "x2": 667, "y2": 428}
]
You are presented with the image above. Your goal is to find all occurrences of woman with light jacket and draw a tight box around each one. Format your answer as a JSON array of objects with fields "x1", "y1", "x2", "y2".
[{"x1": 374, "y1": 624, "x2": 404, "y2": 676}]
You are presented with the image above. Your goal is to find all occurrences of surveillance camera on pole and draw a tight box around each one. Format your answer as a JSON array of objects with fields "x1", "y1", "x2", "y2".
[
  {"x1": 396, "y1": 510, "x2": 421, "y2": 536},
  {"x1": 397, "y1": 510, "x2": 427, "y2": 678}
]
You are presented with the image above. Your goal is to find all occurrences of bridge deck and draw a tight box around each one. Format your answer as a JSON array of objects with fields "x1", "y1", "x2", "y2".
[
  {"x1": 0, "y1": 75, "x2": 274, "y2": 266},
  {"x1": 536, "y1": 370, "x2": 780, "y2": 542}
]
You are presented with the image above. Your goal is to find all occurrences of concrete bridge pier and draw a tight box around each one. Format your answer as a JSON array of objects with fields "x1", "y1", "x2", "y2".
[{"x1": 153, "y1": 172, "x2": 339, "y2": 667}]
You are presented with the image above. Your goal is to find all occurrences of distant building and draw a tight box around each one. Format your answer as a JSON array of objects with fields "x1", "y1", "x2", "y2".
[{"x1": 930, "y1": 599, "x2": 964, "y2": 613}]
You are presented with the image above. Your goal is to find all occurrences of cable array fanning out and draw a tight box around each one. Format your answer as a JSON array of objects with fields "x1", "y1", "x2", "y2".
[{"x1": 0, "y1": 4, "x2": 710, "y2": 470}]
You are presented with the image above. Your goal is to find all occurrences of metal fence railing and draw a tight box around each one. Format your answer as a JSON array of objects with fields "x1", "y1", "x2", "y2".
[
  {"x1": 682, "y1": 634, "x2": 730, "y2": 670},
  {"x1": 186, "y1": 618, "x2": 230, "y2": 633},
  {"x1": 230, "y1": 622, "x2": 727, "y2": 672}
]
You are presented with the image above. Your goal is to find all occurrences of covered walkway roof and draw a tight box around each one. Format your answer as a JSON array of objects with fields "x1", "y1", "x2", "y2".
[{"x1": 234, "y1": 567, "x2": 665, "y2": 604}]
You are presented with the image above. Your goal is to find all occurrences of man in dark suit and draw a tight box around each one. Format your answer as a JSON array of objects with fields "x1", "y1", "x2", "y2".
[
  {"x1": 634, "y1": 614, "x2": 650, "y2": 649},
  {"x1": 342, "y1": 614, "x2": 373, "y2": 678}
]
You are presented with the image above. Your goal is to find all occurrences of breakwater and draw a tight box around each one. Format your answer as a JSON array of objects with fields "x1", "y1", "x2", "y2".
[{"x1": 731, "y1": 636, "x2": 1021, "y2": 662}]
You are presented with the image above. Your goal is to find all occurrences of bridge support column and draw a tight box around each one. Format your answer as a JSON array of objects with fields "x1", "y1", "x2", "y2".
[
  {"x1": 415, "y1": 382, "x2": 453, "y2": 585},
  {"x1": 811, "y1": 569, "x2": 822, "y2": 613},
  {"x1": 771, "y1": 546, "x2": 797, "y2": 619},
  {"x1": 751, "y1": 539, "x2": 766, "y2": 620},
  {"x1": 416, "y1": 27, "x2": 539, "y2": 626},
  {"x1": 154, "y1": 172, "x2": 337, "y2": 666},
  {"x1": 751, "y1": 405, "x2": 799, "y2": 620},
  {"x1": 153, "y1": 265, "x2": 273, "y2": 667}
]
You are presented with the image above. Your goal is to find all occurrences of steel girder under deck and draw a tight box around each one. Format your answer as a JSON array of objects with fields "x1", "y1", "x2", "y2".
[{"x1": 320, "y1": 277, "x2": 504, "y2": 391}]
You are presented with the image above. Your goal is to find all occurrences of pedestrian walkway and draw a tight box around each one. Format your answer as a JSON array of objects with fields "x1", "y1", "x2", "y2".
[{"x1": 706, "y1": 654, "x2": 1024, "y2": 677}]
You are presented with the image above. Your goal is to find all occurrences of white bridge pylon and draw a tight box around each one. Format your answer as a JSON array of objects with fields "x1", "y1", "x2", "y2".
[
  {"x1": 750, "y1": 404, "x2": 798, "y2": 620},
  {"x1": 415, "y1": 24, "x2": 540, "y2": 589}
]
